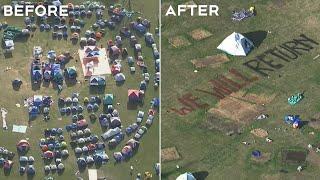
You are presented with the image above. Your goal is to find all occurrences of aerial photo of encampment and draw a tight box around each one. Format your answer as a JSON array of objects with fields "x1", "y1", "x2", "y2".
[
  {"x1": 0, "y1": 0, "x2": 159, "y2": 179},
  {"x1": 161, "y1": 0, "x2": 320, "y2": 179}
]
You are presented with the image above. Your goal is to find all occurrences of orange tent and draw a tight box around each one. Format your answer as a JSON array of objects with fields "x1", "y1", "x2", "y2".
[{"x1": 95, "y1": 32, "x2": 102, "y2": 39}]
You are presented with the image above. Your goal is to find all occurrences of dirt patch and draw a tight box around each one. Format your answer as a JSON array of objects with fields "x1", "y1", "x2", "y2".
[
  {"x1": 168, "y1": 36, "x2": 191, "y2": 48},
  {"x1": 191, "y1": 54, "x2": 229, "y2": 69},
  {"x1": 260, "y1": 174, "x2": 281, "y2": 180},
  {"x1": 282, "y1": 150, "x2": 307, "y2": 164},
  {"x1": 304, "y1": 16, "x2": 319, "y2": 28},
  {"x1": 208, "y1": 95, "x2": 265, "y2": 124},
  {"x1": 251, "y1": 128, "x2": 268, "y2": 138},
  {"x1": 204, "y1": 114, "x2": 241, "y2": 134},
  {"x1": 189, "y1": 28, "x2": 212, "y2": 41},
  {"x1": 308, "y1": 119, "x2": 320, "y2": 129},
  {"x1": 232, "y1": 91, "x2": 276, "y2": 105},
  {"x1": 252, "y1": 152, "x2": 271, "y2": 163},
  {"x1": 161, "y1": 147, "x2": 181, "y2": 162},
  {"x1": 307, "y1": 150, "x2": 320, "y2": 167}
]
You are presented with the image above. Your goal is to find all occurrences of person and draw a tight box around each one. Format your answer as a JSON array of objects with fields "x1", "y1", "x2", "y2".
[
  {"x1": 130, "y1": 165, "x2": 134, "y2": 176},
  {"x1": 58, "y1": 84, "x2": 63, "y2": 94}
]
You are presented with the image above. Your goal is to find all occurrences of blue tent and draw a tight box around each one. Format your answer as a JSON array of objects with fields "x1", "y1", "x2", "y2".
[
  {"x1": 134, "y1": 23, "x2": 146, "y2": 34},
  {"x1": 252, "y1": 150, "x2": 261, "y2": 158},
  {"x1": 90, "y1": 76, "x2": 106, "y2": 86},
  {"x1": 29, "y1": 106, "x2": 39, "y2": 117}
]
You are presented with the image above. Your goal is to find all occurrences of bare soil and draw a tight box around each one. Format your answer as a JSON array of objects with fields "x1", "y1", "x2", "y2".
[
  {"x1": 191, "y1": 54, "x2": 229, "y2": 69},
  {"x1": 161, "y1": 147, "x2": 181, "y2": 162}
]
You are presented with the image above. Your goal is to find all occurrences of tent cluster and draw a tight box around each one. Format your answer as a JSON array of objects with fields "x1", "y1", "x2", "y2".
[
  {"x1": 113, "y1": 139, "x2": 140, "y2": 162},
  {"x1": 31, "y1": 46, "x2": 74, "y2": 88},
  {"x1": 59, "y1": 94, "x2": 103, "y2": 119},
  {"x1": 67, "y1": 121, "x2": 109, "y2": 168},
  {"x1": 2, "y1": 26, "x2": 26, "y2": 53},
  {"x1": 18, "y1": 156, "x2": 35, "y2": 176},
  {"x1": 27, "y1": 95, "x2": 52, "y2": 120},
  {"x1": 284, "y1": 115, "x2": 301, "y2": 129},
  {"x1": 129, "y1": 17, "x2": 151, "y2": 34},
  {"x1": 39, "y1": 127, "x2": 67, "y2": 174},
  {"x1": 0, "y1": 147, "x2": 15, "y2": 172}
]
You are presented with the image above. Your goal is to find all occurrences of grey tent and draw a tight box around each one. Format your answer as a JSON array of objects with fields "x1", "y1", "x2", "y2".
[{"x1": 114, "y1": 73, "x2": 126, "y2": 82}]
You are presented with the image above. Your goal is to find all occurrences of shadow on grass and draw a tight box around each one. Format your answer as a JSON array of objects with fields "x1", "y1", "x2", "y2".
[
  {"x1": 242, "y1": 30, "x2": 267, "y2": 48},
  {"x1": 89, "y1": 86, "x2": 106, "y2": 95},
  {"x1": 193, "y1": 171, "x2": 209, "y2": 180}
]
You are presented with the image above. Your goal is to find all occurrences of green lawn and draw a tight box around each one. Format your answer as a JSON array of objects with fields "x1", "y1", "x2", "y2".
[
  {"x1": 161, "y1": 0, "x2": 320, "y2": 179},
  {"x1": 0, "y1": 0, "x2": 159, "y2": 179}
]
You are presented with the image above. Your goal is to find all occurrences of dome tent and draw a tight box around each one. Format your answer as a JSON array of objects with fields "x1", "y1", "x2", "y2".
[
  {"x1": 217, "y1": 32, "x2": 254, "y2": 56},
  {"x1": 176, "y1": 172, "x2": 196, "y2": 180},
  {"x1": 65, "y1": 66, "x2": 77, "y2": 79},
  {"x1": 103, "y1": 94, "x2": 114, "y2": 105},
  {"x1": 17, "y1": 140, "x2": 30, "y2": 153},
  {"x1": 114, "y1": 73, "x2": 125, "y2": 82}
]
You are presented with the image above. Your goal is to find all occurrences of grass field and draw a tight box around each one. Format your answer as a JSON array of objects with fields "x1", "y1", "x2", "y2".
[
  {"x1": 161, "y1": 0, "x2": 320, "y2": 179},
  {"x1": 0, "y1": 0, "x2": 159, "y2": 179}
]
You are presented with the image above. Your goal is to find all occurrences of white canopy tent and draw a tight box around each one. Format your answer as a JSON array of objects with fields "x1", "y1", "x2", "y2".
[
  {"x1": 176, "y1": 172, "x2": 196, "y2": 180},
  {"x1": 217, "y1": 32, "x2": 254, "y2": 56}
]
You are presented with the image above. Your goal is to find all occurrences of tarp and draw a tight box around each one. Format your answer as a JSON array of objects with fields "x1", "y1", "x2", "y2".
[
  {"x1": 12, "y1": 125, "x2": 27, "y2": 133},
  {"x1": 217, "y1": 32, "x2": 254, "y2": 56}
]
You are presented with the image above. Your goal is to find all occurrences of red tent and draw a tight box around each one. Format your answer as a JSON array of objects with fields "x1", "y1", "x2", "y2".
[
  {"x1": 111, "y1": 65, "x2": 121, "y2": 75},
  {"x1": 128, "y1": 89, "x2": 140, "y2": 102},
  {"x1": 43, "y1": 151, "x2": 54, "y2": 158},
  {"x1": 3, "y1": 160, "x2": 13, "y2": 170},
  {"x1": 77, "y1": 119, "x2": 88, "y2": 128}
]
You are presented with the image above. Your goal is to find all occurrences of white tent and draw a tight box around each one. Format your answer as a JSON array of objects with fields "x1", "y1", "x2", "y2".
[
  {"x1": 217, "y1": 32, "x2": 254, "y2": 56},
  {"x1": 176, "y1": 172, "x2": 196, "y2": 180},
  {"x1": 114, "y1": 73, "x2": 125, "y2": 82}
]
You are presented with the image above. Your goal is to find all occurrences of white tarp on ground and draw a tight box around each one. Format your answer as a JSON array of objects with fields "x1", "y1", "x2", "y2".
[
  {"x1": 217, "y1": 32, "x2": 254, "y2": 56},
  {"x1": 88, "y1": 169, "x2": 97, "y2": 180},
  {"x1": 1, "y1": 108, "x2": 8, "y2": 130},
  {"x1": 79, "y1": 46, "x2": 111, "y2": 77},
  {"x1": 12, "y1": 125, "x2": 27, "y2": 133}
]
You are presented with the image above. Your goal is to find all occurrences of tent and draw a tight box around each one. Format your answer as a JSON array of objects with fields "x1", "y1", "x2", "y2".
[
  {"x1": 103, "y1": 94, "x2": 114, "y2": 105},
  {"x1": 128, "y1": 89, "x2": 140, "y2": 102},
  {"x1": 90, "y1": 76, "x2": 106, "y2": 86},
  {"x1": 27, "y1": 165, "x2": 35, "y2": 175},
  {"x1": 110, "y1": 117, "x2": 121, "y2": 128},
  {"x1": 113, "y1": 152, "x2": 123, "y2": 162},
  {"x1": 176, "y1": 172, "x2": 196, "y2": 180},
  {"x1": 31, "y1": 62, "x2": 42, "y2": 83},
  {"x1": 43, "y1": 151, "x2": 54, "y2": 159},
  {"x1": 110, "y1": 45, "x2": 120, "y2": 57},
  {"x1": 126, "y1": 139, "x2": 140, "y2": 150},
  {"x1": 17, "y1": 140, "x2": 30, "y2": 153},
  {"x1": 121, "y1": 145, "x2": 133, "y2": 157},
  {"x1": 3, "y1": 160, "x2": 13, "y2": 170},
  {"x1": 217, "y1": 32, "x2": 254, "y2": 56},
  {"x1": 114, "y1": 73, "x2": 125, "y2": 82},
  {"x1": 65, "y1": 66, "x2": 77, "y2": 79}
]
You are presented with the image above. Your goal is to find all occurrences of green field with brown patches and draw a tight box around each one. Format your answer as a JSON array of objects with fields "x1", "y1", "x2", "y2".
[
  {"x1": 161, "y1": 0, "x2": 320, "y2": 179},
  {"x1": 0, "y1": 0, "x2": 159, "y2": 179}
]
